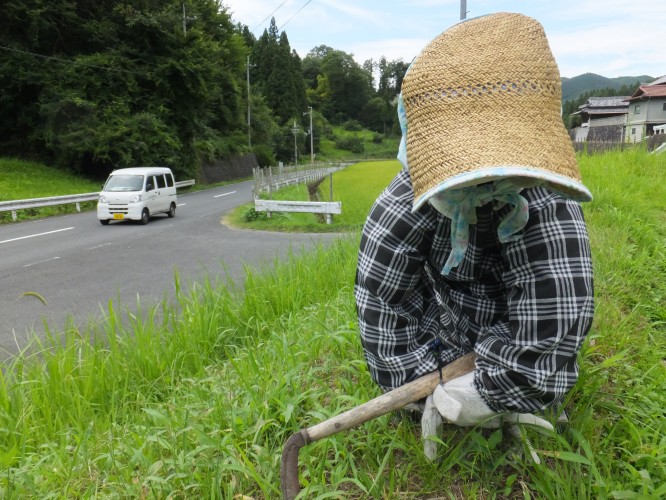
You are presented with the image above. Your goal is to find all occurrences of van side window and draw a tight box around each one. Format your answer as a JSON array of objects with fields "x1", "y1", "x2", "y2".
[
  {"x1": 146, "y1": 176, "x2": 155, "y2": 191},
  {"x1": 157, "y1": 174, "x2": 166, "y2": 189},
  {"x1": 166, "y1": 174, "x2": 174, "y2": 187}
]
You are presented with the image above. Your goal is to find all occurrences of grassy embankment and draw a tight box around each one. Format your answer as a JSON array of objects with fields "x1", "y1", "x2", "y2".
[
  {"x1": 0, "y1": 150, "x2": 664, "y2": 498},
  {"x1": 0, "y1": 158, "x2": 102, "y2": 223},
  {"x1": 317, "y1": 125, "x2": 400, "y2": 161}
]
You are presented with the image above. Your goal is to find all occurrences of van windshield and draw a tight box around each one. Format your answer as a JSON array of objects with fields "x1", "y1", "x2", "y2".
[{"x1": 104, "y1": 174, "x2": 144, "y2": 192}]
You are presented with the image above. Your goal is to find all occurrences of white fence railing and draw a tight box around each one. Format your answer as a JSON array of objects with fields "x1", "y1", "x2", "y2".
[{"x1": 0, "y1": 180, "x2": 195, "y2": 221}]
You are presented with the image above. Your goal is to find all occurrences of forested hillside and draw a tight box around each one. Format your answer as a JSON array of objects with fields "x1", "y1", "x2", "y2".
[
  {"x1": 0, "y1": 0, "x2": 407, "y2": 181},
  {"x1": 1, "y1": 2, "x2": 655, "y2": 182},
  {"x1": 561, "y1": 73, "x2": 654, "y2": 102}
]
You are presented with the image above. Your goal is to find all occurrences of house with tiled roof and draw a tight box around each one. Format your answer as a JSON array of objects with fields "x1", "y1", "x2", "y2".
[
  {"x1": 624, "y1": 76, "x2": 666, "y2": 142},
  {"x1": 572, "y1": 96, "x2": 629, "y2": 143}
]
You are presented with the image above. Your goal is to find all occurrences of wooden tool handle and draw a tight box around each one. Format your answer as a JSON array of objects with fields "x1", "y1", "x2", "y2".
[
  {"x1": 306, "y1": 352, "x2": 476, "y2": 441},
  {"x1": 281, "y1": 352, "x2": 476, "y2": 499}
]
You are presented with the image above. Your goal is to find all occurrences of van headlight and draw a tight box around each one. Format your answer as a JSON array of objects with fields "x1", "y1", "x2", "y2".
[
  {"x1": 130, "y1": 194, "x2": 142, "y2": 203},
  {"x1": 99, "y1": 195, "x2": 107, "y2": 203}
]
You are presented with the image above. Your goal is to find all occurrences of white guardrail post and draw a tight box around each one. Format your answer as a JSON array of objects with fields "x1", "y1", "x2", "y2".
[{"x1": 0, "y1": 180, "x2": 195, "y2": 221}]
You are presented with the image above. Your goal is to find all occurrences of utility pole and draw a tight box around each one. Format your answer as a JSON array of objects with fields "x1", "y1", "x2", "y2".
[
  {"x1": 303, "y1": 106, "x2": 314, "y2": 166},
  {"x1": 246, "y1": 56, "x2": 256, "y2": 148},
  {"x1": 291, "y1": 121, "x2": 300, "y2": 165},
  {"x1": 460, "y1": 0, "x2": 467, "y2": 20},
  {"x1": 182, "y1": 3, "x2": 196, "y2": 35}
]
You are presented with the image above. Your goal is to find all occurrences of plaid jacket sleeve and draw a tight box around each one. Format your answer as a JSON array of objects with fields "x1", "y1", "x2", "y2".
[
  {"x1": 354, "y1": 169, "x2": 468, "y2": 391},
  {"x1": 473, "y1": 187, "x2": 595, "y2": 412}
]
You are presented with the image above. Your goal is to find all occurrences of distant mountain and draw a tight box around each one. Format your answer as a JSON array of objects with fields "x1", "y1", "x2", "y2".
[{"x1": 561, "y1": 73, "x2": 655, "y2": 102}]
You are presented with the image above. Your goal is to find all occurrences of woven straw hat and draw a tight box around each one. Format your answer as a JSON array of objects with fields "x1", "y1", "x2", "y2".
[{"x1": 401, "y1": 12, "x2": 592, "y2": 210}]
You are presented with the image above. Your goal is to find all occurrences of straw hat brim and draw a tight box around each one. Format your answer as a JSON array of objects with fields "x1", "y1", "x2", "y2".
[
  {"x1": 412, "y1": 166, "x2": 593, "y2": 211},
  {"x1": 401, "y1": 12, "x2": 591, "y2": 207}
]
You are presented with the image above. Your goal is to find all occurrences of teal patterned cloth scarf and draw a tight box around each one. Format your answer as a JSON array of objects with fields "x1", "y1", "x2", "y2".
[{"x1": 428, "y1": 180, "x2": 532, "y2": 275}]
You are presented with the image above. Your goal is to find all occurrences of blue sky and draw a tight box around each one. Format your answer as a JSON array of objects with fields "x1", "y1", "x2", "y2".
[{"x1": 222, "y1": 0, "x2": 665, "y2": 80}]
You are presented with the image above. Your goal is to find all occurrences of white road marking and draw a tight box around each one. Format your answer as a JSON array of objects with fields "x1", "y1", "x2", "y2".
[
  {"x1": 0, "y1": 227, "x2": 75, "y2": 245},
  {"x1": 87, "y1": 242, "x2": 113, "y2": 251},
  {"x1": 214, "y1": 191, "x2": 236, "y2": 198},
  {"x1": 24, "y1": 256, "x2": 60, "y2": 268}
]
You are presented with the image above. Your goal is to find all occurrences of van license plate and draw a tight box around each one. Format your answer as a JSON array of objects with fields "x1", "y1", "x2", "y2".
[{"x1": 113, "y1": 213, "x2": 124, "y2": 220}]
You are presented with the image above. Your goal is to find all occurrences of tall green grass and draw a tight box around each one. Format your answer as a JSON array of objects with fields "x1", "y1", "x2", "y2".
[{"x1": 0, "y1": 150, "x2": 664, "y2": 498}]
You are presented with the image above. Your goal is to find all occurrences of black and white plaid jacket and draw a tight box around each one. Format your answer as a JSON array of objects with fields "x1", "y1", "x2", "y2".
[{"x1": 355, "y1": 169, "x2": 594, "y2": 413}]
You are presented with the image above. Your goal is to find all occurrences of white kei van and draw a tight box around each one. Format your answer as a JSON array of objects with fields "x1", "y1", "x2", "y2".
[{"x1": 97, "y1": 167, "x2": 177, "y2": 225}]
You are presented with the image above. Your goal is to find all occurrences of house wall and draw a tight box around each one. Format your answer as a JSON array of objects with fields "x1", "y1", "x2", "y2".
[
  {"x1": 646, "y1": 99, "x2": 666, "y2": 124},
  {"x1": 625, "y1": 98, "x2": 666, "y2": 142},
  {"x1": 589, "y1": 115, "x2": 626, "y2": 127},
  {"x1": 625, "y1": 101, "x2": 648, "y2": 142}
]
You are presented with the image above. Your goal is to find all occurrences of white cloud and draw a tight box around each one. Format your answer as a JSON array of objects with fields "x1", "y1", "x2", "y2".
[{"x1": 222, "y1": 0, "x2": 665, "y2": 78}]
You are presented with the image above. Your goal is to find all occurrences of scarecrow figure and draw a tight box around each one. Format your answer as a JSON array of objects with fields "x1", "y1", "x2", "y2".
[{"x1": 355, "y1": 12, "x2": 594, "y2": 450}]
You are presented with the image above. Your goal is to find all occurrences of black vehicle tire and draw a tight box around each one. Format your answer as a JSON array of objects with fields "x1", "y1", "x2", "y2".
[
  {"x1": 167, "y1": 202, "x2": 176, "y2": 218},
  {"x1": 140, "y1": 208, "x2": 150, "y2": 225},
  {"x1": 100, "y1": 219, "x2": 110, "y2": 225}
]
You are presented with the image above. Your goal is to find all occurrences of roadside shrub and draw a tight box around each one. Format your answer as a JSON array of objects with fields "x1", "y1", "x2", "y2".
[
  {"x1": 372, "y1": 133, "x2": 384, "y2": 144},
  {"x1": 241, "y1": 206, "x2": 285, "y2": 222},
  {"x1": 335, "y1": 136, "x2": 364, "y2": 153},
  {"x1": 342, "y1": 120, "x2": 362, "y2": 131}
]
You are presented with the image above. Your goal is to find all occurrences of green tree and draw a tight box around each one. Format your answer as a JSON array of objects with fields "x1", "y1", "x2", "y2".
[
  {"x1": 302, "y1": 45, "x2": 334, "y2": 91},
  {"x1": 251, "y1": 18, "x2": 307, "y2": 127},
  {"x1": 360, "y1": 96, "x2": 394, "y2": 134},
  {"x1": 0, "y1": 0, "x2": 248, "y2": 179},
  {"x1": 317, "y1": 49, "x2": 373, "y2": 123}
]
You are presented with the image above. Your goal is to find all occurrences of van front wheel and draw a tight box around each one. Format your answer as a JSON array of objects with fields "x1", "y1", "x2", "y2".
[
  {"x1": 167, "y1": 203, "x2": 176, "y2": 218},
  {"x1": 140, "y1": 208, "x2": 150, "y2": 225}
]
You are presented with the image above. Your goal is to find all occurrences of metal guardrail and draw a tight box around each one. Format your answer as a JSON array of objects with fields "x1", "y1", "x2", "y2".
[
  {"x1": 252, "y1": 163, "x2": 350, "y2": 196},
  {"x1": 0, "y1": 179, "x2": 195, "y2": 221},
  {"x1": 254, "y1": 199, "x2": 342, "y2": 225},
  {"x1": 175, "y1": 180, "x2": 195, "y2": 189}
]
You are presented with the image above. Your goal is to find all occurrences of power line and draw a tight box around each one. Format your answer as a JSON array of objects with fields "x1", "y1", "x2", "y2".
[
  {"x1": 0, "y1": 45, "x2": 141, "y2": 75},
  {"x1": 251, "y1": 0, "x2": 289, "y2": 32},
  {"x1": 279, "y1": 0, "x2": 314, "y2": 31}
]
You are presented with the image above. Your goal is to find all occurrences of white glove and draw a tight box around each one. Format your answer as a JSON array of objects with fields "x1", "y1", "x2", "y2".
[
  {"x1": 433, "y1": 371, "x2": 501, "y2": 427},
  {"x1": 433, "y1": 371, "x2": 555, "y2": 430}
]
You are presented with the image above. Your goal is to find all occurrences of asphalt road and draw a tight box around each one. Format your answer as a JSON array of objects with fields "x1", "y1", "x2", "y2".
[{"x1": 0, "y1": 180, "x2": 343, "y2": 359}]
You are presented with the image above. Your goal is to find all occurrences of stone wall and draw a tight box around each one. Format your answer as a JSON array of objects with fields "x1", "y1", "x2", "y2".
[{"x1": 198, "y1": 153, "x2": 258, "y2": 184}]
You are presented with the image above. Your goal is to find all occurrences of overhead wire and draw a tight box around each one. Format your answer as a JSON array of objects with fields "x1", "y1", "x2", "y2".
[
  {"x1": 0, "y1": 44, "x2": 141, "y2": 75},
  {"x1": 278, "y1": 0, "x2": 314, "y2": 31},
  {"x1": 251, "y1": 0, "x2": 289, "y2": 32}
]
